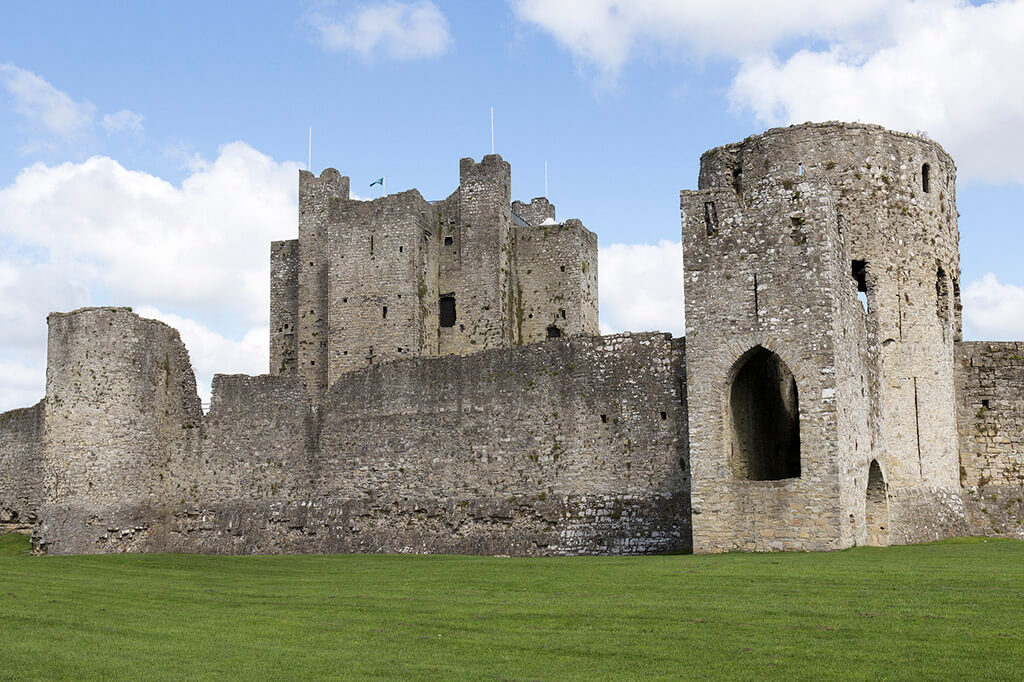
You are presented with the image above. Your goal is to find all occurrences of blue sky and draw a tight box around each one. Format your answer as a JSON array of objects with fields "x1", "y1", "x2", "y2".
[{"x1": 1, "y1": 0, "x2": 1023, "y2": 409}]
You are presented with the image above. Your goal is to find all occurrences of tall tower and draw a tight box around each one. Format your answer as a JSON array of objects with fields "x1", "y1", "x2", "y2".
[{"x1": 682, "y1": 123, "x2": 965, "y2": 552}]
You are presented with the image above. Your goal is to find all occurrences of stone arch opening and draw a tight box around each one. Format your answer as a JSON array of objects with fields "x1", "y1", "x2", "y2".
[
  {"x1": 865, "y1": 459, "x2": 889, "y2": 546},
  {"x1": 728, "y1": 346, "x2": 801, "y2": 480},
  {"x1": 921, "y1": 163, "x2": 931, "y2": 193}
]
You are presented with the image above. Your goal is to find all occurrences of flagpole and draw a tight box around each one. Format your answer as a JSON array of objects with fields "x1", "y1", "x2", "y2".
[
  {"x1": 490, "y1": 107, "x2": 494, "y2": 154},
  {"x1": 308, "y1": 127, "x2": 312, "y2": 172}
]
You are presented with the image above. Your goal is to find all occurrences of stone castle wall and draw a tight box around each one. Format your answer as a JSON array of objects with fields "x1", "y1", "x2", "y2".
[
  {"x1": 955, "y1": 342, "x2": 1024, "y2": 539},
  {"x1": 295, "y1": 169, "x2": 350, "y2": 395},
  {"x1": 0, "y1": 400, "x2": 44, "y2": 532},
  {"x1": 35, "y1": 306, "x2": 689, "y2": 555},
  {"x1": 956, "y1": 341, "x2": 1024, "y2": 487}
]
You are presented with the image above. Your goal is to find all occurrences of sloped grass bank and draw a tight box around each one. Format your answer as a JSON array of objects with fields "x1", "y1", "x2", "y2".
[{"x1": 1, "y1": 536, "x2": 1022, "y2": 680}]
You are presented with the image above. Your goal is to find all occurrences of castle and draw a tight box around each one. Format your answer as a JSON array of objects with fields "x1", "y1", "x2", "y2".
[{"x1": 1, "y1": 122, "x2": 1022, "y2": 555}]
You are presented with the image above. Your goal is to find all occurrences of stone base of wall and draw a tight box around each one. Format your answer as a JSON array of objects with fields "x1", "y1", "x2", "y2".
[
  {"x1": 887, "y1": 486, "x2": 969, "y2": 545},
  {"x1": 35, "y1": 502, "x2": 162, "y2": 555},
  {"x1": 36, "y1": 494, "x2": 691, "y2": 557},
  {"x1": 962, "y1": 485, "x2": 1024, "y2": 539}
]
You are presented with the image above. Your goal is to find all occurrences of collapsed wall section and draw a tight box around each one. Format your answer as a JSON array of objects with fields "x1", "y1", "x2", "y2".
[
  {"x1": 167, "y1": 333, "x2": 690, "y2": 556},
  {"x1": 38, "y1": 307, "x2": 202, "y2": 554},
  {"x1": 0, "y1": 401, "x2": 44, "y2": 533}
]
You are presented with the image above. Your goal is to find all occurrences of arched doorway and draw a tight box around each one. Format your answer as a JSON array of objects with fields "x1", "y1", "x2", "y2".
[
  {"x1": 729, "y1": 346, "x2": 801, "y2": 480},
  {"x1": 865, "y1": 460, "x2": 889, "y2": 547}
]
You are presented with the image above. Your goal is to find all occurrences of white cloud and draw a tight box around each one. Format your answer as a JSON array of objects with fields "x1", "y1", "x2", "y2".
[
  {"x1": 0, "y1": 64, "x2": 146, "y2": 152},
  {"x1": 511, "y1": 0, "x2": 908, "y2": 81},
  {"x1": 312, "y1": 1, "x2": 452, "y2": 59},
  {"x1": 963, "y1": 273, "x2": 1024, "y2": 341},
  {"x1": 0, "y1": 63, "x2": 95, "y2": 138},
  {"x1": 0, "y1": 142, "x2": 299, "y2": 324},
  {"x1": 599, "y1": 240, "x2": 684, "y2": 336},
  {"x1": 0, "y1": 142, "x2": 300, "y2": 410},
  {"x1": 0, "y1": 361, "x2": 47, "y2": 411},
  {"x1": 101, "y1": 109, "x2": 145, "y2": 135},
  {"x1": 136, "y1": 306, "x2": 268, "y2": 405},
  {"x1": 728, "y1": 1, "x2": 1024, "y2": 183}
]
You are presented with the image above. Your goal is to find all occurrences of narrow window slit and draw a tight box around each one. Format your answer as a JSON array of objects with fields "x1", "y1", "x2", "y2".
[
  {"x1": 703, "y1": 202, "x2": 718, "y2": 237},
  {"x1": 852, "y1": 260, "x2": 869, "y2": 312}
]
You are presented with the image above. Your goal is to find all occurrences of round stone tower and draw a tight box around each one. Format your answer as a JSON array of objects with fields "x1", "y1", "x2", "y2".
[
  {"x1": 682, "y1": 122, "x2": 966, "y2": 552},
  {"x1": 39, "y1": 307, "x2": 202, "y2": 553}
]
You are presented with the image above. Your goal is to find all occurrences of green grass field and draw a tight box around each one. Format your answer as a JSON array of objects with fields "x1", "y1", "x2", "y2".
[{"x1": 1, "y1": 535, "x2": 1022, "y2": 680}]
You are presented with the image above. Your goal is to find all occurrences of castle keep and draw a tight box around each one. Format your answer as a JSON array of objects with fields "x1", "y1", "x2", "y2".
[
  {"x1": 270, "y1": 155, "x2": 598, "y2": 396},
  {"x1": 1, "y1": 122, "x2": 1022, "y2": 555}
]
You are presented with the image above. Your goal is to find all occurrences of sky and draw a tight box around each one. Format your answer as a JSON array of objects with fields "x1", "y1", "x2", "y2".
[{"x1": 1, "y1": 0, "x2": 1023, "y2": 410}]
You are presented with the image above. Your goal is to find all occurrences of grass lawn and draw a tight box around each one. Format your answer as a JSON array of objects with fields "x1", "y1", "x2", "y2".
[{"x1": 1, "y1": 535, "x2": 1022, "y2": 680}]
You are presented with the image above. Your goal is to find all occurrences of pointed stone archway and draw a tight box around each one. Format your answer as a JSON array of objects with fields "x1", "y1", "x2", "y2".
[{"x1": 865, "y1": 459, "x2": 890, "y2": 547}]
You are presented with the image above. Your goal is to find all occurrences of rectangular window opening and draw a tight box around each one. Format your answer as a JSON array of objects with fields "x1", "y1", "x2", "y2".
[
  {"x1": 601, "y1": 414, "x2": 608, "y2": 424},
  {"x1": 382, "y1": 306, "x2": 387, "y2": 319},
  {"x1": 982, "y1": 399, "x2": 990, "y2": 408},
  {"x1": 444, "y1": 236, "x2": 453, "y2": 246},
  {"x1": 439, "y1": 295, "x2": 456, "y2": 327}
]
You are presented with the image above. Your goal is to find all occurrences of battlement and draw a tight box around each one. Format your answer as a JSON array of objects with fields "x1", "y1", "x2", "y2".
[{"x1": 512, "y1": 197, "x2": 556, "y2": 226}]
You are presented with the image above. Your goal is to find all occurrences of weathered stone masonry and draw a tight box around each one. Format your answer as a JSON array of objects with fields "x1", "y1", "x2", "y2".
[
  {"x1": 30, "y1": 309, "x2": 689, "y2": 555},
  {"x1": 3, "y1": 123, "x2": 1024, "y2": 555}
]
